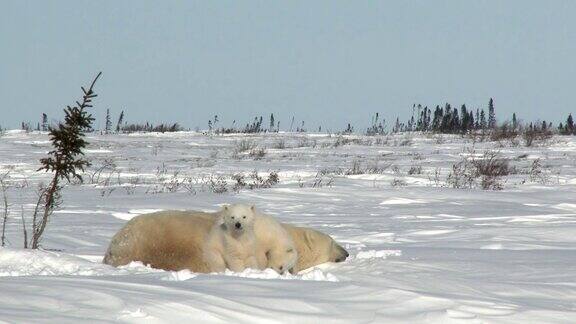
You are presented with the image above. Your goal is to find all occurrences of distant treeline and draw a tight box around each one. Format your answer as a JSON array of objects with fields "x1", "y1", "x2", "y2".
[
  {"x1": 18, "y1": 110, "x2": 184, "y2": 134},
  {"x1": 14, "y1": 98, "x2": 576, "y2": 136},
  {"x1": 387, "y1": 98, "x2": 575, "y2": 136}
]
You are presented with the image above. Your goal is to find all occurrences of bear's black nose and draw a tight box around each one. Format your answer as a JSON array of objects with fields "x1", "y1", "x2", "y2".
[
  {"x1": 337, "y1": 245, "x2": 349, "y2": 259},
  {"x1": 235, "y1": 222, "x2": 242, "y2": 229}
]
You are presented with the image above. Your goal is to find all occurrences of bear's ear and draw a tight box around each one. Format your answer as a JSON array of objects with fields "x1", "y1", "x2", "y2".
[{"x1": 250, "y1": 205, "x2": 256, "y2": 212}]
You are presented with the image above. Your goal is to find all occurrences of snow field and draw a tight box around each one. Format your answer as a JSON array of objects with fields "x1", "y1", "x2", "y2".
[{"x1": 0, "y1": 131, "x2": 575, "y2": 322}]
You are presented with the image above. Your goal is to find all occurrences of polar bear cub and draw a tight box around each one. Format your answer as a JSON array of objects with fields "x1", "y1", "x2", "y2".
[
  {"x1": 203, "y1": 204, "x2": 259, "y2": 272},
  {"x1": 252, "y1": 208, "x2": 298, "y2": 274}
]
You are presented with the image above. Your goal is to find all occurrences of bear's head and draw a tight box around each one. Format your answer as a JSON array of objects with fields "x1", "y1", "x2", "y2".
[
  {"x1": 284, "y1": 225, "x2": 349, "y2": 272},
  {"x1": 220, "y1": 204, "x2": 256, "y2": 235},
  {"x1": 308, "y1": 229, "x2": 349, "y2": 264},
  {"x1": 266, "y1": 247, "x2": 298, "y2": 274}
]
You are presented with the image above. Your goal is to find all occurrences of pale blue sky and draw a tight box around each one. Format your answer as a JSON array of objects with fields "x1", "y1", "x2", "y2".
[{"x1": 1, "y1": 1, "x2": 575, "y2": 131}]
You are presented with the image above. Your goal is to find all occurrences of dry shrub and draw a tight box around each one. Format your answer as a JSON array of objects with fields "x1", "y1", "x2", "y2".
[
  {"x1": 490, "y1": 123, "x2": 518, "y2": 142},
  {"x1": 296, "y1": 137, "x2": 317, "y2": 148},
  {"x1": 523, "y1": 127, "x2": 553, "y2": 147},
  {"x1": 233, "y1": 140, "x2": 257, "y2": 154},
  {"x1": 473, "y1": 151, "x2": 512, "y2": 178},
  {"x1": 408, "y1": 165, "x2": 422, "y2": 175},
  {"x1": 272, "y1": 139, "x2": 286, "y2": 149},
  {"x1": 446, "y1": 150, "x2": 512, "y2": 190},
  {"x1": 345, "y1": 161, "x2": 363, "y2": 175},
  {"x1": 232, "y1": 171, "x2": 279, "y2": 191},
  {"x1": 391, "y1": 178, "x2": 407, "y2": 187},
  {"x1": 248, "y1": 148, "x2": 267, "y2": 160},
  {"x1": 526, "y1": 158, "x2": 550, "y2": 184},
  {"x1": 332, "y1": 136, "x2": 353, "y2": 148}
]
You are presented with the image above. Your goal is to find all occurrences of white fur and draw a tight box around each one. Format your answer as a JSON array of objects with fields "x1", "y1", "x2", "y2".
[
  {"x1": 203, "y1": 204, "x2": 259, "y2": 272},
  {"x1": 253, "y1": 210, "x2": 298, "y2": 274}
]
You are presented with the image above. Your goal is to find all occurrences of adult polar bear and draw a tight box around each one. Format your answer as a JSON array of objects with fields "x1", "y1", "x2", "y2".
[{"x1": 103, "y1": 209, "x2": 349, "y2": 273}]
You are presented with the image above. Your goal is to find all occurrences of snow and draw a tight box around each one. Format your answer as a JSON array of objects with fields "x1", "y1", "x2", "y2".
[
  {"x1": 0, "y1": 249, "x2": 162, "y2": 277},
  {"x1": 1, "y1": 131, "x2": 576, "y2": 323},
  {"x1": 355, "y1": 249, "x2": 402, "y2": 259},
  {"x1": 380, "y1": 197, "x2": 428, "y2": 205},
  {"x1": 213, "y1": 268, "x2": 339, "y2": 282},
  {"x1": 111, "y1": 209, "x2": 165, "y2": 220}
]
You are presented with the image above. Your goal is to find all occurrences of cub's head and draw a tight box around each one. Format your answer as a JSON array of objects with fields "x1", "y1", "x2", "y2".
[
  {"x1": 266, "y1": 247, "x2": 298, "y2": 274},
  {"x1": 220, "y1": 204, "x2": 256, "y2": 234}
]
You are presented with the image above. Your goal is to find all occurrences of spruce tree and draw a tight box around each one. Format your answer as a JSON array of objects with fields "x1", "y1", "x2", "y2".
[
  {"x1": 345, "y1": 123, "x2": 353, "y2": 134},
  {"x1": 460, "y1": 104, "x2": 469, "y2": 133},
  {"x1": 451, "y1": 108, "x2": 460, "y2": 133},
  {"x1": 422, "y1": 107, "x2": 429, "y2": 131},
  {"x1": 566, "y1": 114, "x2": 574, "y2": 134},
  {"x1": 416, "y1": 104, "x2": 423, "y2": 131},
  {"x1": 480, "y1": 110, "x2": 487, "y2": 130},
  {"x1": 105, "y1": 108, "x2": 112, "y2": 134},
  {"x1": 475, "y1": 109, "x2": 480, "y2": 129},
  {"x1": 488, "y1": 98, "x2": 496, "y2": 129},
  {"x1": 441, "y1": 104, "x2": 451, "y2": 132},
  {"x1": 116, "y1": 110, "x2": 124, "y2": 133},
  {"x1": 432, "y1": 106, "x2": 442, "y2": 132},
  {"x1": 33, "y1": 72, "x2": 100, "y2": 249},
  {"x1": 41, "y1": 113, "x2": 48, "y2": 131},
  {"x1": 269, "y1": 113, "x2": 275, "y2": 132}
]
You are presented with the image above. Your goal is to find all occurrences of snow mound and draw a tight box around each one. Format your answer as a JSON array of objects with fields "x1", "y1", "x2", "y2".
[
  {"x1": 0, "y1": 249, "x2": 159, "y2": 277},
  {"x1": 0, "y1": 249, "x2": 337, "y2": 282},
  {"x1": 480, "y1": 243, "x2": 503, "y2": 250},
  {"x1": 160, "y1": 269, "x2": 198, "y2": 281},
  {"x1": 380, "y1": 198, "x2": 427, "y2": 205},
  {"x1": 213, "y1": 268, "x2": 339, "y2": 282},
  {"x1": 116, "y1": 261, "x2": 165, "y2": 273},
  {"x1": 111, "y1": 209, "x2": 164, "y2": 220},
  {"x1": 355, "y1": 249, "x2": 402, "y2": 259},
  {"x1": 553, "y1": 203, "x2": 576, "y2": 211}
]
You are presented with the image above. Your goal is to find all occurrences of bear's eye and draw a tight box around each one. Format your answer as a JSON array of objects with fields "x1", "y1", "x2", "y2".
[
  {"x1": 231, "y1": 216, "x2": 235, "y2": 219},
  {"x1": 243, "y1": 216, "x2": 246, "y2": 219},
  {"x1": 279, "y1": 266, "x2": 283, "y2": 271},
  {"x1": 286, "y1": 248, "x2": 293, "y2": 253}
]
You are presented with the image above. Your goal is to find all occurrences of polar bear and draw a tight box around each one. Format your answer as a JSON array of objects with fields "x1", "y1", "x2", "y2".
[
  {"x1": 282, "y1": 224, "x2": 349, "y2": 273},
  {"x1": 103, "y1": 210, "x2": 349, "y2": 273},
  {"x1": 103, "y1": 210, "x2": 215, "y2": 272},
  {"x1": 203, "y1": 204, "x2": 259, "y2": 272},
  {"x1": 252, "y1": 210, "x2": 298, "y2": 274}
]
